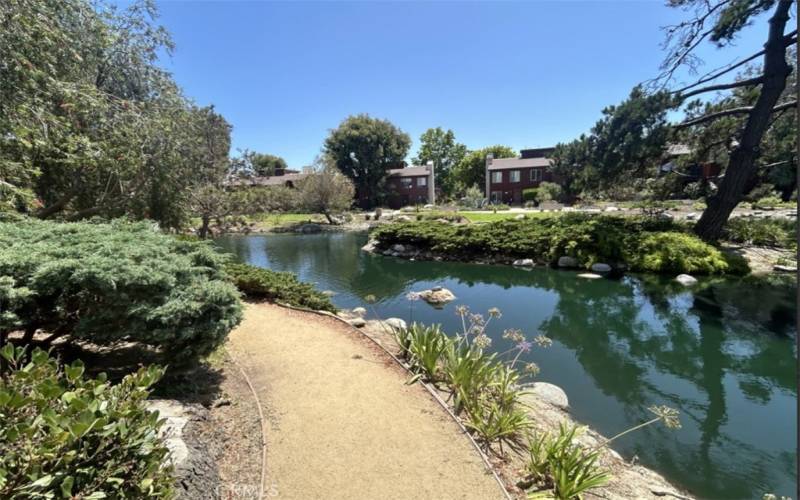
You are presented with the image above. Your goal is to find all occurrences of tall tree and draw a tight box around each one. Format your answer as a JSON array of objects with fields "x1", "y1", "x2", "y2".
[
  {"x1": 297, "y1": 157, "x2": 355, "y2": 224},
  {"x1": 323, "y1": 114, "x2": 411, "y2": 208},
  {"x1": 412, "y1": 127, "x2": 467, "y2": 198},
  {"x1": 663, "y1": 0, "x2": 797, "y2": 241},
  {"x1": 236, "y1": 151, "x2": 288, "y2": 177},
  {"x1": 0, "y1": 0, "x2": 233, "y2": 230},
  {"x1": 550, "y1": 1, "x2": 797, "y2": 240},
  {"x1": 452, "y1": 145, "x2": 516, "y2": 193}
]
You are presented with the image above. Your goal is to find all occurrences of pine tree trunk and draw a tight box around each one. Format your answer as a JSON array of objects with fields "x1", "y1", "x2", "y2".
[{"x1": 693, "y1": 0, "x2": 794, "y2": 241}]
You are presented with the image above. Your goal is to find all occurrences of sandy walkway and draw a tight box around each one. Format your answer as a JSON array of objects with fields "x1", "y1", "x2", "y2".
[{"x1": 227, "y1": 303, "x2": 505, "y2": 500}]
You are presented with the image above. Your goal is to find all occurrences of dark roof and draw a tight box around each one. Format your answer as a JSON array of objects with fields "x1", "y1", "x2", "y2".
[
  {"x1": 520, "y1": 147, "x2": 555, "y2": 159},
  {"x1": 387, "y1": 166, "x2": 430, "y2": 177},
  {"x1": 487, "y1": 157, "x2": 551, "y2": 171}
]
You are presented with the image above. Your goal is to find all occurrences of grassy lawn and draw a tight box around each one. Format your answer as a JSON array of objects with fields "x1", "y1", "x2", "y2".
[
  {"x1": 458, "y1": 211, "x2": 558, "y2": 223},
  {"x1": 246, "y1": 213, "x2": 326, "y2": 226}
]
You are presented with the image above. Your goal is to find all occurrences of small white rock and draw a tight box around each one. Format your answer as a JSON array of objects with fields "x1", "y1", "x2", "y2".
[
  {"x1": 675, "y1": 274, "x2": 698, "y2": 286},
  {"x1": 513, "y1": 258, "x2": 535, "y2": 267},
  {"x1": 524, "y1": 382, "x2": 569, "y2": 409},
  {"x1": 352, "y1": 307, "x2": 367, "y2": 317},
  {"x1": 515, "y1": 214, "x2": 526, "y2": 220},
  {"x1": 384, "y1": 318, "x2": 407, "y2": 330},
  {"x1": 577, "y1": 273, "x2": 603, "y2": 279},
  {"x1": 604, "y1": 206, "x2": 619, "y2": 212}
]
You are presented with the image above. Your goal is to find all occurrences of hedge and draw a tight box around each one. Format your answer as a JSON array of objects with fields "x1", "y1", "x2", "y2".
[
  {"x1": 0, "y1": 345, "x2": 173, "y2": 498},
  {"x1": 371, "y1": 214, "x2": 748, "y2": 275},
  {"x1": 0, "y1": 219, "x2": 243, "y2": 363},
  {"x1": 225, "y1": 262, "x2": 336, "y2": 312}
]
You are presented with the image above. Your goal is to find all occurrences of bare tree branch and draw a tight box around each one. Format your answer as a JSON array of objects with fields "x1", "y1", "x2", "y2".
[
  {"x1": 675, "y1": 100, "x2": 797, "y2": 129},
  {"x1": 673, "y1": 49, "x2": 767, "y2": 94}
]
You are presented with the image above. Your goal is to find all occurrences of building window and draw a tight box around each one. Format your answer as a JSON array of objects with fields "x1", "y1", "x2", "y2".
[
  {"x1": 530, "y1": 169, "x2": 542, "y2": 182},
  {"x1": 510, "y1": 170, "x2": 520, "y2": 183},
  {"x1": 490, "y1": 191, "x2": 502, "y2": 203},
  {"x1": 491, "y1": 171, "x2": 503, "y2": 183},
  {"x1": 417, "y1": 176, "x2": 427, "y2": 187},
  {"x1": 400, "y1": 178, "x2": 413, "y2": 188}
]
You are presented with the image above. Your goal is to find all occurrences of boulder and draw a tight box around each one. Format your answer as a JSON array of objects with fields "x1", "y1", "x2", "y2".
[
  {"x1": 590, "y1": 263, "x2": 612, "y2": 273},
  {"x1": 360, "y1": 240, "x2": 377, "y2": 253},
  {"x1": 423, "y1": 204, "x2": 435, "y2": 210},
  {"x1": 435, "y1": 218, "x2": 451, "y2": 224},
  {"x1": 352, "y1": 307, "x2": 367, "y2": 317},
  {"x1": 577, "y1": 273, "x2": 603, "y2": 279},
  {"x1": 348, "y1": 317, "x2": 366, "y2": 328},
  {"x1": 675, "y1": 274, "x2": 698, "y2": 286},
  {"x1": 557, "y1": 256, "x2": 578, "y2": 268},
  {"x1": 391, "y1": 243, "x2": 406, "y2": 253},
  {"x1": 685, "y1": 212, "x2": 699, "y2": 220},
  {"x1": 147, "y1": 400, "x2": 220, "y2": 499},
  {"x1": 298, "y1": 223, "x2": 322, "y2": 234},
  {"x1": 513, "y1": 258, "x2": 535, "y2": 267},
  {"x1": 523, "y1": 382, "x2": 569, "y2": 410},
  {"x1": 384, "y1": 317, "x2": 407, "y2": 330},
  {"x1": 418, "y1": 287, "x2": 456, "y2": 305},
  {"x1": 396, "y1": 215, "x2": 413, "y2": 222},
  {"x1": 604, "y1": 206, "x2": 619, "y2": 212}
]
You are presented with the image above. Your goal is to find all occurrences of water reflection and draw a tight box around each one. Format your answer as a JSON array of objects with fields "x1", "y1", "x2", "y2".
[{"x1": 215, "y1": 232, "x2": 797, "y2": 499}]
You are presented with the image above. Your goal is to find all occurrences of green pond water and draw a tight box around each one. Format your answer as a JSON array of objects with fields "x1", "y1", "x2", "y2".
[{"x1": 216, "y1": 232, "x2": 797, "y2": 499}]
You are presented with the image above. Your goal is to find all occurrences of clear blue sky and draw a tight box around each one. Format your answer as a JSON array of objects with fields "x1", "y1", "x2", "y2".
[{"x1": 154, "y1": 1, "x2": 769, "y2": 167}]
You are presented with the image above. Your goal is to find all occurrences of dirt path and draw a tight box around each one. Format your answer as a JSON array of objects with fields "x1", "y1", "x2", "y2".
[{"x1": 227, "y1": 303, "x2": 505, "y2": 500}]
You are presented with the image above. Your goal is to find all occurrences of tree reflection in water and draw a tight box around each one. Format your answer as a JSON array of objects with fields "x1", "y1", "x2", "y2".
[{"x1": 216, "y1": 232, "x2": 797, "y2": 498}]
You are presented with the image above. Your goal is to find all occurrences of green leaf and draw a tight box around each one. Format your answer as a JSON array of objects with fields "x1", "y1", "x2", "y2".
[{"x1": 60, "y1": 476, "x2": 74, "y2": 497}]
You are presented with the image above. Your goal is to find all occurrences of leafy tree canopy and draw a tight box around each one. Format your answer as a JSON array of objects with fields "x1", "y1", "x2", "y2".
[
  {"x1": 412, "y1": 127, "x2": 467, "y2": 198},
  {"x1": 323, "y1": 114, "x2": 411, "y2": 208},
  {"x1": 452, "y1": 145, "x2": 517, "y2": 194},
  {"x1": 0, "y1": 0, "x2": 233, "y2": 230}
]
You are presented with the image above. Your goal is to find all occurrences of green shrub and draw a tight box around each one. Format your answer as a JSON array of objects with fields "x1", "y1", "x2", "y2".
[
  {"x1": 372, "y1": 214, "x2": 742, "y2": 275},
  {"x1": 525, "y1": 424, "x2": 610, "y2": 499},
  {"x1": 403, "y1": 323, "x2": 450, "y2": 383},
  {"x1": 751, "y1": 195, "x2": 786, "y2": 210},
  {"x1": 0, "y1": 219, "x2": 243, "y2": 363},
  {"x1": 523, "y1": 189, "x2": 538, "y2": 203},
  {"x1": 225, "y1": 262, "x2": 336, "y2": 312},
  {"x1": 723, "y1": 217, "x2": 796, "y2": 249},
  {"x1": 627, "y1": 232, "x2": 733, "y2": 274},
  {"x1": 0, "y1": 345, "x2": 173, "y2": 498},
  {"x1": 536, "y1": 182, "x2": 562, "y2": 203}
]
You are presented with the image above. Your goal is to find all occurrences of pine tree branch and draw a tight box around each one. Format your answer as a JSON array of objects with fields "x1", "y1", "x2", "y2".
[
  {"x1": 679, "y1": 75, "x2": 764, "y2": 99},
  {"x1": 675, "y1": 100, "x2": 797, "y2": 129}
]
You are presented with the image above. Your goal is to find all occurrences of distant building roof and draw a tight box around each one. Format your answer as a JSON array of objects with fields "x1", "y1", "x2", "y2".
[
  {"x1": 520, "y1": 147, "x2": 555, "y2": 159},
  {"x1": 666, "y1": 144, "x2": 692, "y2": 156},
  {"x1": 387, "y1": 165, "x2": 430, "y2": 177},
  {"x1": 487, "y1": 157, "x2": 552, "y2": 171},
  {"x1": 225, "y1": 172, "x2": 309, "y2": 187}
]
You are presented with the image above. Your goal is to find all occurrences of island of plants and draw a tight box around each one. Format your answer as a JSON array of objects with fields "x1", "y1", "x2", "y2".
[{"x1": 370, "y1": 213, "x2": 750, "y2": 275}]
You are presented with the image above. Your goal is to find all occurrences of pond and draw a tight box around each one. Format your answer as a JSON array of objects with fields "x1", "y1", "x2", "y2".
[{"x1": 216, "y1": 231, "x2": 797, "y2": 499}]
